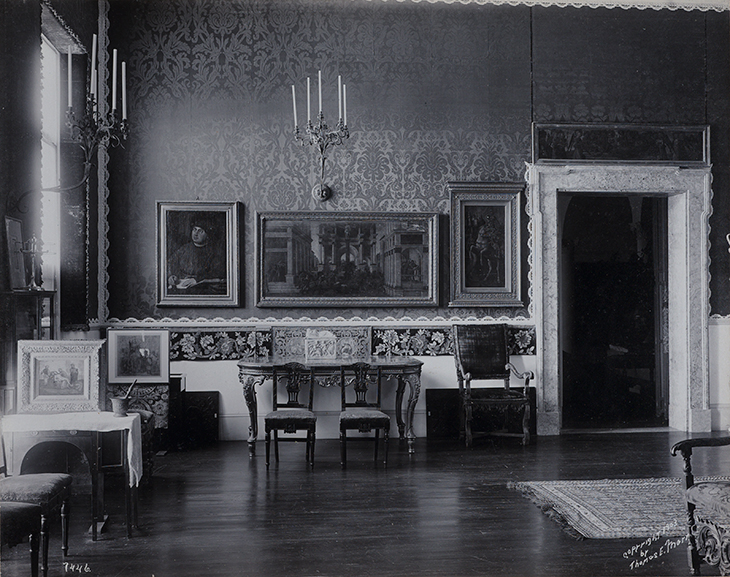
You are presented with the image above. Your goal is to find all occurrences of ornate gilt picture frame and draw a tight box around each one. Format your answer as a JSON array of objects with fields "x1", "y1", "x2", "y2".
[
  {"x1": 157, "y1": 201, "x2": 241, "y2": 307},
  {"x1": 256, "y1": 211, "x2": 439, "y2": 307},
  {"x1": 449, "y1": 182, "x2": 523, "y2": 307}
]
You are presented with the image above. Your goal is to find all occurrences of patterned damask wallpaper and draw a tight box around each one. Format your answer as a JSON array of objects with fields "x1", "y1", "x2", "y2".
[
  {"x1": 107, "y1": 0, "x2": 532, "y2": 320},
  {"x1": 106, "y1": 0, "x2": 729, "y2": 320}
]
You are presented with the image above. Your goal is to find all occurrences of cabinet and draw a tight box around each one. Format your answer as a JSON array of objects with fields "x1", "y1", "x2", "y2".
[
  {"x1": 7, "y1": 289, "x2": 56, "y2": 340},
  {"x1": 1, "y1": 289, "x2": 56, "y2": 411}
]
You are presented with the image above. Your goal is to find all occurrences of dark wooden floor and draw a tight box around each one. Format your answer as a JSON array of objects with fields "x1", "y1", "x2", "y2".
[{"x1": 2, "y1": 430, "x2": 728, "y2": 577}]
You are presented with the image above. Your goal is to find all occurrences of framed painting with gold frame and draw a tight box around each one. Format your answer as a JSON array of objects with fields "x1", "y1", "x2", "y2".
[
  {"x1": 157, "y1": 201, "x2": 241, "y2": 307},
  {"x1": 449, "y1": 182, "x2": 523, "y2": 307},
  {"x1": 256, "y1": 211, "x2": 439, "y2": 308}
]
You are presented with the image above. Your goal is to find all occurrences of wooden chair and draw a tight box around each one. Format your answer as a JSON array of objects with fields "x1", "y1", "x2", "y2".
[
  {"x1": 452, "y1": 324, "x2": 534, "y2": 447},
  {"x1": 1, "y1": 501, "x2": 42, "y2": 577},
  {"x1": 264, "y1": 362, "x2": 317, "y2": 469},
  {"x1": 1, "y1": 438, "x2": 72, "y2": 577},
  {"x1": 671, "y1": 436, "x2": 730, "y2": 576},
  {"x1": 339, "y1": 362, "x2": 390, "y2": 469}
]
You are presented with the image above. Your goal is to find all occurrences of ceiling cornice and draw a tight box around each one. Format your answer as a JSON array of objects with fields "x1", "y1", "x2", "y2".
[{"x1": 368, "y1": 0, "x2": 729, "y2": 12}]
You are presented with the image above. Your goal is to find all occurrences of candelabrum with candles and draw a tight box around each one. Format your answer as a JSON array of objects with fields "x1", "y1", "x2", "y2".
[
  {"x1": 62, "y1": 39, "x2": 128, "y2": 192},
  {"x1": 292, "y1": 72, "x2": 349, "y2": 202},
  {"x1": 65, "y1": 94, "x2": 128, "y2": 185},
  {"x1": 295, "y1": 113, "x2": 348, "y2": 201}
]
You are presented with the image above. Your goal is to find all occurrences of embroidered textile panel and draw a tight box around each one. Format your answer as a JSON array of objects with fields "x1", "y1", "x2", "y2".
[
  {"x1": 167, "y1": 325, "x2": 535, "y2": 360},
  {"x1": 169, "y1": 330, "x2": 272, "y2": 361}
]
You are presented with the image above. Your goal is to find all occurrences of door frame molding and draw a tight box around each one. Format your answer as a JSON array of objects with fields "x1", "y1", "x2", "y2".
[{"x1": 526, "y1": 163, "x2": 713, "y2": 434}]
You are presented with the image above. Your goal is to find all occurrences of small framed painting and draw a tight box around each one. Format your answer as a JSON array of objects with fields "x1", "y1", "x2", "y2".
[
  {"x1": 107, "y1": 329, "x2": 170, "y2": 384},
  {"x1": 157, "y1": 201, "x2": 241, "y2": 307},
  {"x1": 449, "y1": 182, "x2": 523, "y2": 307},
  {"x1": 17, "y1": 340, "x2": 106, "y2": 413},
  {"x1": 5, "y1": 216, "x2": 27, "y2": 289}
]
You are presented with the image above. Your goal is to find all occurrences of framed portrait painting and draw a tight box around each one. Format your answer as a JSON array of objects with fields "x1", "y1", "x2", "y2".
[
  {"x1": 17, "y1": 340, "x2": 105, "y2": 413},
  {"x1": 256, "y1": 211, "x2": 439, "y2": 307},
  {"x1": 157, "y1": 202, "x2": 241, "y2": 307},
  {"x1": 449, "y1": 182, "x2": 523, "y2": 307},
  {"x1": 107, "y1": 329, "x2": 170, "y2": 384}
]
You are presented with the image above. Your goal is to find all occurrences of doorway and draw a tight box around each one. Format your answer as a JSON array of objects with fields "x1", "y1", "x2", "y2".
[
  {"x1": 560, "y1": 194, "x2": 668, "y2": 429},
  {"x1": 528, "y1": 163, "x2": 711, "y2": 435}
]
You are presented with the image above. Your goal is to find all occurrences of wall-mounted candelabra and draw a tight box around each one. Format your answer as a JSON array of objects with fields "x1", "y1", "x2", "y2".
[
  {"x1": 63, "y1": 34, "x2": 128, "y2": 191},
  {"x1": 292, "y1": 71, "x2": 349, "y2": 201},
  {"x1": 6, "y1": 35, "x2": 129, "y2": 215}
]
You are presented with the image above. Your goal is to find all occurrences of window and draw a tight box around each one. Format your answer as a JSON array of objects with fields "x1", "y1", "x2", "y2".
[{"x1": 40, "y1": 35, "x2": 62, "y2": 324}]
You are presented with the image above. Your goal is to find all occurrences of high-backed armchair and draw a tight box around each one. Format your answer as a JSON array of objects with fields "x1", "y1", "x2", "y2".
[
  {"x1": 452, "y1": 324, "x2": 534, "y2": 447},
  {"x1": 671, "y1": 436, "x2": 730, "y2": 576}
]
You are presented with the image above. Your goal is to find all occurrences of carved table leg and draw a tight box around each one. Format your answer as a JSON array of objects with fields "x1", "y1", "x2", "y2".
[
  {"x1": 403, "y1": 371, "x2": 421, "y2": 454},
  {"x1": 241, "y1": 373, "x2": 265, "y2": 457},
  {"x1": 395, "y1": 376, "x2": 406, "y2": 440}
]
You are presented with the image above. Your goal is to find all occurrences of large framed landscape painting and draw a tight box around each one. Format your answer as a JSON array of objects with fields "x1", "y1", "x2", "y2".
[
  {"x1": 449, "y1": 182, "x2": 523, "y2": 307},
  {"x1": 157, "y1": 201, "x2": 241, "y2": 307},
  {"x1": 17, "y1": 340, "x2": 106, "y2": 413},
  {"x1": 256, "y1": 211, "x2": 439, "y2": 307}
]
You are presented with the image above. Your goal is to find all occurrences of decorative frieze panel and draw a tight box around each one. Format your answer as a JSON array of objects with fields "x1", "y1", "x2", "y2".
[
  {"x1": 372, "y1": 326, "x2": 536, "y2": 356},
  {"x1": 166, "y1": 325, "x2": 536, "y2": 360},
  {"x1": 169, "y1": 329, "x2": 271, "y2": 361}
]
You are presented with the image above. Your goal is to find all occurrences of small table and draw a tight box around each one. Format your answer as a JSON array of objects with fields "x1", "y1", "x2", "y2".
[
  {"x1": 2, "y1": 412, "x2": 142, "y2": 539},
  {"x1": 238, "y1": 355, "x2": 423, "y2": 455}
]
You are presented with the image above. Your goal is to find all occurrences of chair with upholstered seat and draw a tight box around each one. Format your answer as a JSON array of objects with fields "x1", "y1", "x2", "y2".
[
  {"x1": 339, "y1": 362, "x2": 390, "y2": 469},
  {"x1": 264, "y1": 362, "x2": 317, "y2": 469},
  {"x1": 671, "y1": 436, "x2": 730, "y2": 576},
  {"x1": 1, "y1": 438, "x2": 72, "y2": 577},
  {"x1": 453, "y1": 324, "x2": 534, "y2": 447},
  {"x1": 1, "y1": 501, "x2": 42, "y2": 577}
]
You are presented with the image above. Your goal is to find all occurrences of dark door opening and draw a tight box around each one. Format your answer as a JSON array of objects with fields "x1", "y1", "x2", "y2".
[{"x1": 561, "y1": 194, "x2": 668, "y2": 429}]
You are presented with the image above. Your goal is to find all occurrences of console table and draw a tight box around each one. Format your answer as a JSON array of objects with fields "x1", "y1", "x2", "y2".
[
  {"x1": 2, "y1": 412, "x2": 142, "y2": 539},
  {"x1": 238, "y1": 356, "x2": 423, "y2": 455}
]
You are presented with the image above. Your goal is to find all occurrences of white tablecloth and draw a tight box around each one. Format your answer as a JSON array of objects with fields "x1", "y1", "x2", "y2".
[{"x1": 1, "y1": 411, "x2": 142, "y2": 487}]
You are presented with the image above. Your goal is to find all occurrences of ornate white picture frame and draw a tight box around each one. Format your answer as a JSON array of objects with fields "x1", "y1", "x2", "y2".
[{"x1": 17, "y1": 340, "x2": 106, "y2": 413}]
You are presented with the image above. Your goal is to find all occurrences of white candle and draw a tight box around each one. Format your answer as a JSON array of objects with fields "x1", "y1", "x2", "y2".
[
  {"x1": 318, "y1": 70, "x2": 322, "y2": 114},
  {"x1": 90, "y1": 34, "x2": 97, "y2": 101},
  {"x1": 291, "y1": 84, "x2": 298, "y2": 128},
  {"x1": 338, "y1": 75, "x2": 342, "y2": 120},
  {"x1": 67, "y1": 51, "x2": 72, "y2": 108},
  {"x1": 111, "y1": 49, "x2": 118, "y2": 111},
  {"x1": 307, "y1": 77, "x2": 311, "y2": 122},
  {"x1": 121, "y1": 61, "x2": 127, "y2": 120},
  {"x1": 90, "y1": 66, "x2": 96, "y2": 102},
  {"x1": 343, "y1": 84, "x2": 347, "y2": 125}
]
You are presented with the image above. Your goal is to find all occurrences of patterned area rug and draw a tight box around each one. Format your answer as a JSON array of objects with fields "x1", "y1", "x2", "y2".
[{"x1": 508, "y1": 477, "x2": 730, "y2": 540}]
